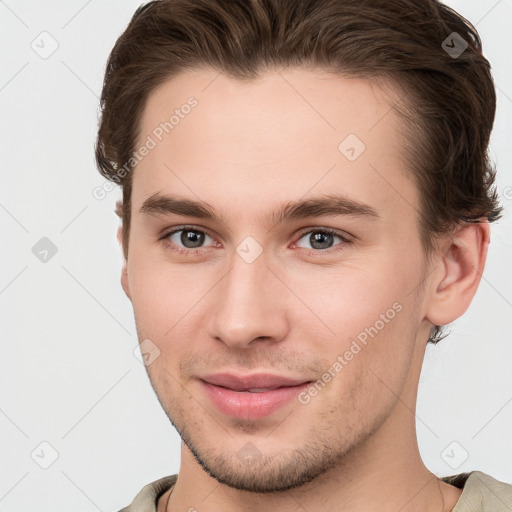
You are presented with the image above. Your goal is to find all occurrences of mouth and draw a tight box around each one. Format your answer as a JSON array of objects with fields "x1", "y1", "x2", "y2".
[{"x1": 199, "y1": 373, "x2": 313, "y2": 420}]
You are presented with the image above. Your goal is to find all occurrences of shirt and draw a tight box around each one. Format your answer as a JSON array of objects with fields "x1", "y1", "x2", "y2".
[{"x1": 117, "y1": 470, "x2": 512, "y2": 511}]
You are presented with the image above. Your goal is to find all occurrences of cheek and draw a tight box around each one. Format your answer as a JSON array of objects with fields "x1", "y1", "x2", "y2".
[
  {"x1": 291, "y1": 257, "x2": 420, "y2": 385},
  {"x1": 287, "y1": 259, "x2": 407, "y2": 340},
  {"x1": 127, "y1": 255, "x2": 210, "y2": 338},
  {"x1": 301, "y1": 305, "x2": 417, "y2": 431}
]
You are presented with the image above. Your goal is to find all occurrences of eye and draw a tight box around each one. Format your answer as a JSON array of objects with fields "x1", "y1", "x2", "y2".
[
  {"x1": 294, "y1": 228, "x2": 351, "y2": 252},
  {"x1": 161, "y1": 226, "x2": 216, "y2": 255}
]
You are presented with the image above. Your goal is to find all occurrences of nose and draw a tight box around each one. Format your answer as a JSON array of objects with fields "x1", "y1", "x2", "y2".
[{"x1": 205, "y1": 251, "x2": 290, "y2": 349}]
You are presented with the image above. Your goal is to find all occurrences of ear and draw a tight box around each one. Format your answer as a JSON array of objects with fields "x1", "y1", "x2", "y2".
[
  {"x1": 117, "y1": 224, "x2": 131, "y2": 300},
  {"x1": 425, "y1": 221, "x2": 490, "y2": 327}
]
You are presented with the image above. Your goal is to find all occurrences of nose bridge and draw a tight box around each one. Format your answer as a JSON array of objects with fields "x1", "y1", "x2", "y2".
[
  {"x1": 206, "y1": 246, "x2": 288, "y2": 347},
  {"x1": 222, "y1": 248, "x2": 275, "y2": 318}
]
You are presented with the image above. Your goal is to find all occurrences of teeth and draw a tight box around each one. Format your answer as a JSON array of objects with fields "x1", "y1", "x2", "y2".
[{"x1": 245, "y1": 387, "x2": 278, "y2": 393}]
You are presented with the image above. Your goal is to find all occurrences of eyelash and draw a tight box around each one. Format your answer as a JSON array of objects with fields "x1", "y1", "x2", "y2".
[{"x1": 159, "y1": 225, "x2": 353, "y2": 258}]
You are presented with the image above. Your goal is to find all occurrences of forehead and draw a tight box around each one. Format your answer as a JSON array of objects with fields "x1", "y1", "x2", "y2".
[{"x1": 132, "y1": 67, "x2": 417, "y2": 225}]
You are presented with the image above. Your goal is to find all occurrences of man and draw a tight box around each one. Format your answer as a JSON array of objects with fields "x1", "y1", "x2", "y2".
[{"x1": 95, "y1": 0, "x2": 512, "y2": 510}]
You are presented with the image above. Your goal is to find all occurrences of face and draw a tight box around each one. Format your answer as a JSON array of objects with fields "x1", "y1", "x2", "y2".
[{"x1": 123, "y1": 67, "x2": 434, "y2": 492}]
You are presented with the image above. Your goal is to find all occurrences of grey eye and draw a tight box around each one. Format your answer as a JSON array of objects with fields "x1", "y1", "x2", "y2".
[
  {"x1": 296, "y1": 230, "x2": 343, "y2": 250},
  {"x1": 168, "y1": 229, "x2": 213, "y2": 249}
]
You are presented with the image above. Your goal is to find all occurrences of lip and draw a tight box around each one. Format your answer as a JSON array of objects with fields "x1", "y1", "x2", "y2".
[
  {"x1": 201, "y1": 372, "x2": 309, "y2": 391},
  {"x1": 199, "y1": 373, "x2": 312, "y2": 420}
]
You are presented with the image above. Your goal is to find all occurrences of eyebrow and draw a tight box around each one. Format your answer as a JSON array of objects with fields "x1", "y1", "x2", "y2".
[{"x1": 139, "y1": 192, "x2": 380, "y2": 227}]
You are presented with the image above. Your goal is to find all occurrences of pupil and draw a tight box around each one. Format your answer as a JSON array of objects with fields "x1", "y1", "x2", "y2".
[
  {"x1": 182, "y1": 230, "x2": 204, "y2": 248},
  {"x1": 311, "y1": 232, "x2": 333, "y2": 250}
]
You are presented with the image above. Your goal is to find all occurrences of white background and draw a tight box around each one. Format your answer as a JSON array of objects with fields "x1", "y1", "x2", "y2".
[{"x1": 1, "y1": 0, "x2": 511, "y2": 510}]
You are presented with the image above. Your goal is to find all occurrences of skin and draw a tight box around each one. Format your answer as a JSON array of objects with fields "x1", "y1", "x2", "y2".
[{"x1": 118, "y1": 67, "x2": 489, "y2": 512}]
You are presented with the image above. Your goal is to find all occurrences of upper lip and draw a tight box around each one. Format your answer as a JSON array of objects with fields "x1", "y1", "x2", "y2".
[{"x1": 201, "y1": 373, "x2": 311, "y2": 391}]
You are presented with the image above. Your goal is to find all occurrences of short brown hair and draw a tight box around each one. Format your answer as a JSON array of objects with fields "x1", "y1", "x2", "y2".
[{"x1": 95, "y1": 0, "x2": 502, "y2": 343}]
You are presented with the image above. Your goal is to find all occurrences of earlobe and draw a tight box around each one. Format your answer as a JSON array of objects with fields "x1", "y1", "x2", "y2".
[
  {"x1": 425, "y1": 221, "x2": 490, "y2": 327},
  {"x1": 117, "y1": 225, "x2": 122, "y2": 246},
  {"x1": 120, "y1": 264, "x2": 131, "y2": 300},
  {"x1": 117, "y1": 225, "x2": 131, "y2": 300}
]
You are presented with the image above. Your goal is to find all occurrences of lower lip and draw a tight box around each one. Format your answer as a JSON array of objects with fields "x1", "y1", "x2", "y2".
[{"x1": 200, "y1": 380, "x2": 311, "y2": 420}]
